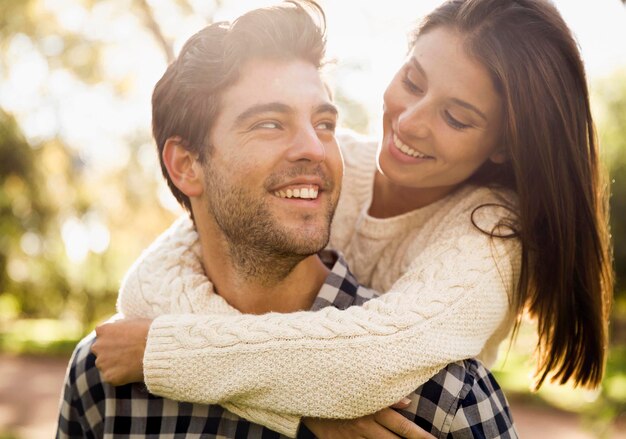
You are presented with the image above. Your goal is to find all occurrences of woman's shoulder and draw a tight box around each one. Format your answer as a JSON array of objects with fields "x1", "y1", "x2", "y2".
[
  {"x1": 455, "y1": 184, "x2": 517, "y2": 207},
  {"x1": 397, "y1": 185, "x2": 521, "y2": 296},
  {"x1": 426, "y1": 185, "x2": 520, "y2": 249},
  {"x1": 448, "y1": 185, "x2": 518, "y2": 223}
]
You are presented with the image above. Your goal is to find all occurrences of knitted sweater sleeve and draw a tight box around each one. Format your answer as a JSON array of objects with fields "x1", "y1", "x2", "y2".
[{"x1": 143, "y1": 216, "x2": 520, "y2": 423}]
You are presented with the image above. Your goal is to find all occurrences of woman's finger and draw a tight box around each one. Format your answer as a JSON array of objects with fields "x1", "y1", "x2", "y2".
[
  {"x1": 374, "y1": 408, "x2": 436, "y2": 439},
  {"x1": 358, "y1": 419, "x2": 403, "y2": 439},
  {"x1": 390, "y1": 396, "x2": 413, "y2": 409},
  {"x1": 302, "y1": 416, "x2": 403, "y2": 439}
]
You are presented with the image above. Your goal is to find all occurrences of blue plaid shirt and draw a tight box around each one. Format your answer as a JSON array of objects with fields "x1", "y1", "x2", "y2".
[{"x1": 57, "y1": 251, "x2": 517, "y2": 438}]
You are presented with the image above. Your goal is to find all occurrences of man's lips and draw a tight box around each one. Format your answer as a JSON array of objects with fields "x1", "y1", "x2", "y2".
[
  {"x1": 268, "y1": 176, "x2": 326, "y2": 192},
  {"x1": 272, "y1": 184, "x2": 320, "y2": 200}
]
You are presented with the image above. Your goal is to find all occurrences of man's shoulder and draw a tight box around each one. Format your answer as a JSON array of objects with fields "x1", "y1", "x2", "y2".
[
  {"x1": 60, "y1": 333, "x2": 290, "y2": 438},
  {"x1": 57, "y1": 332, "x2": 107, "y2": 438},
  {"x1": 66, "y1": 332, "x2": 98, "y2": 386},
  {"x1": 312, "y1": 250, "x2": 377, "y2": 311},
  {"x1": 419, "y1": 359, "x2": 507, "y2": 408},
  {"x1": 64, "y1": 331, "x2": 114, "y2": 416},
  {"x1": 405, "y1": 359, "x2": 517, "y2": 438},
  {"x1": 408, "y1": 359, "x2": 483, "y2": 419}
]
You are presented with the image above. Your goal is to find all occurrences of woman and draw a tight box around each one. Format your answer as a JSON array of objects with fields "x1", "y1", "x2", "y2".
[{"x1": 94, "y1": 0, "x2": 612, "y2": 436}]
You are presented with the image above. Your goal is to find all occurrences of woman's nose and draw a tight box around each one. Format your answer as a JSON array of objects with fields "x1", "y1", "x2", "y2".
[{"x1": 397, "y1": 101, "x2": 431, "y2": 140}]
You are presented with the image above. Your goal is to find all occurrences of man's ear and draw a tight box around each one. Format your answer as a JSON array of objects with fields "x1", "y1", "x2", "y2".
[
  {"x1": 489, "y1": 147, "x2": 507, "y2": 165},
  {"x1": 162, "y1": 137, "x2": 204, "y2": 197}
]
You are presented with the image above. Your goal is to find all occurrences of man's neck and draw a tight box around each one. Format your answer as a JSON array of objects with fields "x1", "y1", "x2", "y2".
[{"x1": 196, "y1": 220, "x2": 330, "y2": 315}]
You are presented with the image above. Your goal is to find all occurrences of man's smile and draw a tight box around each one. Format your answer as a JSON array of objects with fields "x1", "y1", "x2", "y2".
[{"x1": 273, "y1": 184, "x2": 319, "y2": 199}]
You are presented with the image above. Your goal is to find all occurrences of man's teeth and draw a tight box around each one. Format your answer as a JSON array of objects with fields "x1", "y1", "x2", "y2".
[
  {"x1": 274, "y1": 187, "x2": 319, "y2": 199},
  {"x1": 393, "y1": 133, "x2": 430, "y2": 159}
]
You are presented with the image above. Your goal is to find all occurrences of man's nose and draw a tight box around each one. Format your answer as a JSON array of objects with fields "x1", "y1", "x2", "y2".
[{"x1": 286, "y1": 125, "x2": 326, "y2": 163}]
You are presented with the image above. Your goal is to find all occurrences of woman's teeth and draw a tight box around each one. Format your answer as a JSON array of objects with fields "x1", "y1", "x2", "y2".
[
  {"x1": 274, "y1": 186, "x2": 319, "y2": 199},
  {"x1": 393, "y1": 133, "x2": 430, "y2": 159}
]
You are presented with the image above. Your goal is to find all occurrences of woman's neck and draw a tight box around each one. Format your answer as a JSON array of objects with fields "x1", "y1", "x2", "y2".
[{"x1": 368, "y1": 170, "x2": 458, "y2": 219}]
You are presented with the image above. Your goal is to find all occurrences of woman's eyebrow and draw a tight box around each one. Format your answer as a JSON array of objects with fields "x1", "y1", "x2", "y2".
[{"x1": 409, "y1": 56, "x2": 427, "y2": 78}]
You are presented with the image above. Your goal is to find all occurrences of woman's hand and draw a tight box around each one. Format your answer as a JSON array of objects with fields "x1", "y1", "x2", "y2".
[
  {"x1": 91, "y1": 317, "x2": 152, "y2": 386},
  {"x1": 302, "y1": 400, "x2": 435, "y2": 439}
]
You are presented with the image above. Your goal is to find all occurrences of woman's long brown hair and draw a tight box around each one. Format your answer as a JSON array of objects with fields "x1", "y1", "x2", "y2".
[{"x1": 414, "y1": 0, "x2": 613, "y2": 388}]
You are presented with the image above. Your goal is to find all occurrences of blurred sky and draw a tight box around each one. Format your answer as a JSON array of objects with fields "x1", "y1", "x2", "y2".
[
  {"x1": 224, "y1": 0, "x2": 626, "y2": 138},
  {"x1": 1, "y1": 0, "x2": 625, "y2": 171}
]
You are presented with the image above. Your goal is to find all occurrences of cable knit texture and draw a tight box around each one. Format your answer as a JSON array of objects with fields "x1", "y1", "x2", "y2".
[{"x1": 117, "y1": 131, "x2": 521, "y2": 437}]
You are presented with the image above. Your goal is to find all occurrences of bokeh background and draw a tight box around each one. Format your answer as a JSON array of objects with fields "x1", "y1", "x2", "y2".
[{"x1": 0, "y1": 0, "x2": 625, "y2": 437}]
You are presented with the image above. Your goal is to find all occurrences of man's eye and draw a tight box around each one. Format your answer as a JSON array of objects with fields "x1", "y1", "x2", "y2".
[
  {"x1": 254, "y1": 121, "x2": 281, "y2": 129},
  {"x1": 316, "y1": 121, "x2": 336, "y2": 131}
]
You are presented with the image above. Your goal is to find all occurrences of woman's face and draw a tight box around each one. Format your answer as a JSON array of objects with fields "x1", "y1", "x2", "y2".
[{"x1": 379, "y1": 26, "x2": 505, "y2": 198}]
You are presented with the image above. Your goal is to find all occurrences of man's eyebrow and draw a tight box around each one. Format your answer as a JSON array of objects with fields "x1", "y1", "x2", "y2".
[
  {"x1": 450, "y1": 98, "x2": 488, "y2": 122},
  {"x1": 314, "y1": 103, "x2": 339, "y2": 116},
  {"x1": 234, "y1": 102, "x2": 292, "y2": 127}
]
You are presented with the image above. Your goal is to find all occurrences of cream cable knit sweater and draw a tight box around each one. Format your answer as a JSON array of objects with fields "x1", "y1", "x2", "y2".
[{"x1": 117, "y1": 132, "x2": 521, "y2": 437}]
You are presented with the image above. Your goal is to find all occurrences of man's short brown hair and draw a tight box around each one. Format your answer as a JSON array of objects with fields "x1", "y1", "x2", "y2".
[{"x1": 151, "y1": 1, "x2": 327, "y2": 212}]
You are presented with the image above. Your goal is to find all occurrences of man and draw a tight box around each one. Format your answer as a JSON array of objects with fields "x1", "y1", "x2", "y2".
[{"x1": 56, "y1": 1, "x2": 516, "y2": 438}]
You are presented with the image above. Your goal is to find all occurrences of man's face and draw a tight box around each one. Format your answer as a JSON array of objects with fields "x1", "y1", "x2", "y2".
[{"x1": 201, "y1": 58, "x2": 343, "y2": 258}]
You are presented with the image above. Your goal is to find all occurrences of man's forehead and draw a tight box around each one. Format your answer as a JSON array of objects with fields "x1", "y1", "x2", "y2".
[{"x1": 220, "y1": 58, "x2": 331, "y2": 111}]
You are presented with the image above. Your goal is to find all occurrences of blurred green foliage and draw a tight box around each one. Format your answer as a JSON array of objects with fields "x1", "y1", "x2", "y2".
[
  {"x1": 0, "y1": 318, "x2": 82, "y2": 355},
  {"x1": 0, "y1": 0, "x2": 181, "y2": 330},
  {"x1": 593, "y1": 69, "x2": 626, "y2": 432},
  {"x1": 594, "y1": 70, "x2": 626, "y2": 301},
  {"x1": 493, "y1": 319, "x2": 626, "y2": 436}
]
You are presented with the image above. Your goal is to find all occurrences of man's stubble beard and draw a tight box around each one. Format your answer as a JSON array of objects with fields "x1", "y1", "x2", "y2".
[{"x1": 204, "y1": 163, "x2": 337, "y2": 286}]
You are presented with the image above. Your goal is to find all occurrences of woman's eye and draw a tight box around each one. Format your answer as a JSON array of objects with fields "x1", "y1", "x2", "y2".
[
  {"x1": 444, "y1": 110, "x2": 472, "y2": 130},
  {"x1": 402, "y1": 78, "x2": 422, "y2": 94},
  {"x1": 401, "y1": 69, "x2": 423, "y2": 95}
]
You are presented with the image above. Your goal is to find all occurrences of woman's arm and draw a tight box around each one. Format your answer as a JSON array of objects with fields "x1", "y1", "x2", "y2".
[
  {"x1": 140, "y1": 228, "x2": 518, "y2": 420},
  {"x1": 112, "y1": 185, "x2": 519, "y2": 430},
  {"x1": 92, "y1": 317, "x2": 436, "y2": 438}
]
